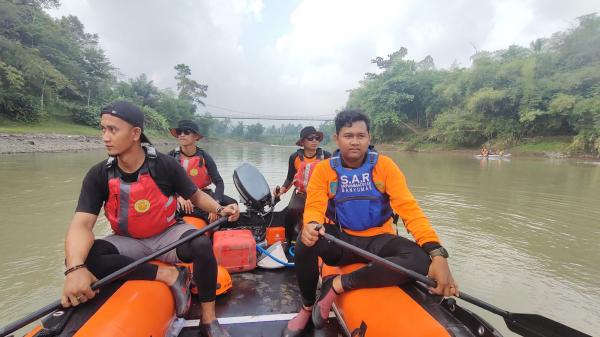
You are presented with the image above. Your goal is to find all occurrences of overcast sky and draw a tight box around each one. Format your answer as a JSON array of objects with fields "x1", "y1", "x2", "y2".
[{"x1": 48, "y1": 0, "x2": 598, "y2": 120}]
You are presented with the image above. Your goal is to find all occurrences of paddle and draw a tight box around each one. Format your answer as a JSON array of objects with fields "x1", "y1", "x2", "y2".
[
  {"x1": 316, "y1": 227, "x2": 592, "y2": 337},
  {"x1": 0, "y1": 217, "x2": 228, "y2": 337}
]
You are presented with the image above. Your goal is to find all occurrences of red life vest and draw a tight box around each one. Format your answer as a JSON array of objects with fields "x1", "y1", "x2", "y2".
[
  {"x1": 104, "y1": 147, "x2": 177, "y2": 239},
  {"x1": 174, "y1": 147, "x2": 212, "y2": 189},
  {"x1": 293, "y1": 148, "x2": 324, "y2": 193}
]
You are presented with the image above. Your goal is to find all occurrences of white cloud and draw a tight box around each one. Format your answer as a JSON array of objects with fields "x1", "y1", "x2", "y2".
[
  {"x1": 485, "y1": 0, "x2": 535, "y2": 50},
  {"x1": 47, "y1": 0, "x2": 599, "y2": 121},
  {"x1": 233, "y1": 0, "x2": 264, "y2": 21}
]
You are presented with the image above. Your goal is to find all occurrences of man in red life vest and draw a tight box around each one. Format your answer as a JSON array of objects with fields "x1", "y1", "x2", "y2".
[
  {"x1": 168, "y1": 120, "x2": 237, "y2": 223},
  {"x1": 61, "y1": 101, "x2": 238, "y2": 337},
  {"x1": 274, "y1": 126, "x2": 332, "y2": 243}
]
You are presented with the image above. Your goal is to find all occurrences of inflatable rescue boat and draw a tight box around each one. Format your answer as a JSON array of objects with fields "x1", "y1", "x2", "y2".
[{"x1": 21, "y1": 163, "x2": 502, "y2": 337}]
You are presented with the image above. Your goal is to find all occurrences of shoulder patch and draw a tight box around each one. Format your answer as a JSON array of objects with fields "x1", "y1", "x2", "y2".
[{"x1": 329, "y1": 181, "x2": 338, "y2": 195}]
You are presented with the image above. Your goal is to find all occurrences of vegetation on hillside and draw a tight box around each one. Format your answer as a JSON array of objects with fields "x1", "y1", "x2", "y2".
[
  {"x1": 346, "y1": 14, "x2": 600, "y2": 156},
  {"x1": 1, "y1": 1, "x2": 598, "y2": 155},
  {"x1": 0, "y1": 0, "x2": 211, "y2": 135}
]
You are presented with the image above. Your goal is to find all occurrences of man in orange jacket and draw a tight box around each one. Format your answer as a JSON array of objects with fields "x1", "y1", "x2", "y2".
[{"x1": 283, "y1": 109, "x2": 458, "y2": 336}]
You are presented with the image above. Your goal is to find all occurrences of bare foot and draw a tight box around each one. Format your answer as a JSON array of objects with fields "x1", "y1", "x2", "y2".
[{"x1": 156, "y1": 265, "x2": 179, "y2": 285}]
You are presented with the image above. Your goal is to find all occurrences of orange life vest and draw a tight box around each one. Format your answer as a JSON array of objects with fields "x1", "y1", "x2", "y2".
[
  {"x1": 293, "y1": 148, "x2": 324, "y2": 193},
  {"x1": 104, "y1": 147, "x2": 177, "y2": 238},
  {"x1": 173, "y1": 147, "x2": 212, "y2": 189}
]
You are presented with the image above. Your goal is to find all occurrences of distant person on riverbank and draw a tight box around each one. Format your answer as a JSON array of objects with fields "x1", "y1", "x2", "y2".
[
  {"x1": 273, "y1": 126, "x2": 331, "y2": 243},
  {"x1": 168, "y1": 120, "x2": 237, "y2": 224},
  {"x1": 480, "y1": 146, "x2": 489, "y2": 157},
  {"x1": 283, "y1": 109, "x2": 458, "y2": 336},
  {"x1": 62, "y1": 101, "x2": 238, "y2": 337}
]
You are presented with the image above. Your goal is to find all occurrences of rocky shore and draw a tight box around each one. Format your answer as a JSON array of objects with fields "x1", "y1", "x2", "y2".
[{"x1": 0, "y1": 133, "x2": 173, "y2": 154}]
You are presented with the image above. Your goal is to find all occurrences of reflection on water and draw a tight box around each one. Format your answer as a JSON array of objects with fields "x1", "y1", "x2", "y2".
[{"x1": 0, "y1": 144, "x2": 598, "y2": 336}]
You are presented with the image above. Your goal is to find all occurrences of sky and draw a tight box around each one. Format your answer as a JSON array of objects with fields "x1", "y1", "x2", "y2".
[{"x1": 48, "y1": 0, "x2": 599, "y2": 121}]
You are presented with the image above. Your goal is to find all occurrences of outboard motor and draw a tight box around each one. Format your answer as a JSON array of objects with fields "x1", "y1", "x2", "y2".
[
  {"x1": 232, "y1": 163, "x2": 279, "y2": 242},
  {"x1": 233, "y1": 163, "x2": 292, "y2": 269},
  {"x1": 233, "y1": 163, "x2": 274, "y2": 213}
]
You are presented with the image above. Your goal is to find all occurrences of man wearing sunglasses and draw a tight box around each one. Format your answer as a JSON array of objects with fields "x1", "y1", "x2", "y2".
[
  {"x1": 62, "y1": 102, "x2": 238, "y2": 337},
  {"x1": 274, "y1": 126, "x2": 331, "y2": 243},
  {"x1": 168, "y1": 120, "x2": 237, "y2": 224}
]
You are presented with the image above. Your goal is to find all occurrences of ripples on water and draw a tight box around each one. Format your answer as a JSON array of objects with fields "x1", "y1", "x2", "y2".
[
  {"x1": 400, "y1": 155, "x2": 600, "y2": 336},
  {"x1": 0, "y1": 145, "x2": 598, "y2": 336}
]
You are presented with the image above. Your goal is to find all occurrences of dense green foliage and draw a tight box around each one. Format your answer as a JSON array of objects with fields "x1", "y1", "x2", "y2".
[
  {"x1": 0, "y1": 0, "x2": 210, "y2": 134},
  {"x1": 347, "y1": 14, "x2": 600, "y2": 155},
  {"x1": 208, "y1": 119, "x2": 333, "y2": 146},
  {"x1": 2, "y1": 1, "x2": 598, "y2": 155}
]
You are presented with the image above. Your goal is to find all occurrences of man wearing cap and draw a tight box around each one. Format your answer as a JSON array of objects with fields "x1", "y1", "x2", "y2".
[
  {"x1": 61, "y1": 101, "x2": 238, "y2": 337},
  {"x1": 274, "y1": 126, "x2": 331, "y2": 243},
  {"x1": 168, "y1": 120, "x2": 237, "y2": 223}
]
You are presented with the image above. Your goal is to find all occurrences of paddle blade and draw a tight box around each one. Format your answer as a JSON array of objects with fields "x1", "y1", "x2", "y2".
[{"x1": 505, "y1": 313, "x2": 592, "y2": 337}]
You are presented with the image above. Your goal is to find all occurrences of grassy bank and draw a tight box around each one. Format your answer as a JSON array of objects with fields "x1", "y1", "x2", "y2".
[
  {"x1": 2, "y1": 117, "x2": 594, "y2": 159},
  {"x1": 380, "y1": 136, "x2": 580, "y2": 158},
  {"x1": 509, "y1": 137, "x2": 571, "y2": 155},
  {"x1": 0, "y1": 115, "x2": 99, "y2": 136},
  {"x1": 0, "y1": 115, "x2": 172, "y2": 141}
]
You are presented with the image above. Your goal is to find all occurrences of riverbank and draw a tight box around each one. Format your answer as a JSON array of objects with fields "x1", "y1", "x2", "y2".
[
  {"x1": 0, "y1": 116, "x2": 179, "y2": 154},
  {"x1": 2, "y1": 130, "x2": 598, "y2": 161},
  {"x1": 0, "y1": 133, "x2": 178, "y2": 154},
  {"x1": 376, "y1": 136, "x2": 600, "y2": 160},
  {"x1": 0, "y1": 133, "x2": 103, "y2": 154}
]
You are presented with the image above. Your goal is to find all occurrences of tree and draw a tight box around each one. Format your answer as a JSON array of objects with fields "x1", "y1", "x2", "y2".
[
  {"x1": 417, "y1": 55, "x2": 435, "y2": 71},
  {"x1": 0, "y1": 0, "x2": 116, "y2": 121},
  {"x1": 246, "y1": 123, "x2": 265, "y2": 141},
  {"x1": 211, "y1": 118, "x2": 231, "y2": 136},
  {"x1": 371, "y1": 47, "x2": 408, "y2": 69},
  {"x1": 129, "y1": 74, "x2": 159, "y2": 107},
  {"x1": 193, "y1": 114, "x2": 214, "y2": 137},
  {"x1": 345, "y1": 14, "x2": 600, "y2": 154},
  {"x1": 231, "y1": 122, "x2": 245, "y2": 138},
  {"x1": 154, "y1": 92, "x2": 196, "y2": 124},
  {"x1": 174, "y1": 63, "x2": 208, "y2": 106}
]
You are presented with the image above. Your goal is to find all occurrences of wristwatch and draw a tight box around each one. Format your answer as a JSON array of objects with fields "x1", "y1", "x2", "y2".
[
  {"x1": 428, "y1": 246, "x2": 449, "y2": 258},
  {"x1": 215, "y1": 205, "x2": 225, "y2": 216}
]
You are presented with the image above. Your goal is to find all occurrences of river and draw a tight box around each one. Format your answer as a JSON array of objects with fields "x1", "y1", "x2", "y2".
[{"x1": 0, "y1": 142, "x2": 598, "y2": 336}]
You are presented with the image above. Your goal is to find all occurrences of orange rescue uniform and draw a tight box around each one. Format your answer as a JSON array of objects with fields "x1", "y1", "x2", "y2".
[{"x1": 304, "y1": 154, "x2": 440, "y2": 246}]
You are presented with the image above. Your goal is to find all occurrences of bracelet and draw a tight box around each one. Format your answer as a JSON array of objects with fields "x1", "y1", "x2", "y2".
[
  {"x1": 215, "y1": 205, "x2": 225, "y2": 216},
  {"x1": 64, "y1": 264, "x2": 87, "y2": 276}
]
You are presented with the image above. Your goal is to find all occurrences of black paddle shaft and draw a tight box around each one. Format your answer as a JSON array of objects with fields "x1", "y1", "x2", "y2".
[
  {"x1": 318, "y1": 230, "x2": 593, "y2": 337},
  {"x1": 0, "y1": 217, "x2": 227, "y2": 337}
]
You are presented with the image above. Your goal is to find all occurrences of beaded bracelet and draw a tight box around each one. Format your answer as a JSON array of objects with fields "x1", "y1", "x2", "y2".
[{"x1": 64, "y1": 264, "x2": 87, "y2": 276}]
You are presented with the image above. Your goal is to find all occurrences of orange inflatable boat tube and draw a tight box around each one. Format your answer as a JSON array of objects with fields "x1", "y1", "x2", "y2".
[
  {"x1": 321, "y1": 263, "x2": 451, "y2": 337},
  {"x1": 73, "y1": 281, "x2": 175, "y2": 337}
]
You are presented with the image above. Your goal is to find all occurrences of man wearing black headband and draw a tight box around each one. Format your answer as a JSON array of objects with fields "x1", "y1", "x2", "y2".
[{"x1": 62, "y1": 101, "x2": 238, "y2": 337}]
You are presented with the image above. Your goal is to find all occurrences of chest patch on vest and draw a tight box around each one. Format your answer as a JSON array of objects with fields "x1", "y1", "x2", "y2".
[
  {"x1": 339, "y1": 173, "x2": 373, "y2": 193},
  {"x1": 190, "y1": 168, "x2": 199, "y2": 176},
  {"x1": 134, "y1": 199, "x2": 151, "y2": 213}
]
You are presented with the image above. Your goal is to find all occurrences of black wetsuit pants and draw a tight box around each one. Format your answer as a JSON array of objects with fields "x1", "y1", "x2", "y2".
[
  {"x1": 294, "y1": 224, "x2": 431, "y2": 307},
  {"x1": 85, "y1": 230, "x2": 217, "y2": 303},
  {"x1": 284, "y1": 191, "x2": 306, "y2": 243}
]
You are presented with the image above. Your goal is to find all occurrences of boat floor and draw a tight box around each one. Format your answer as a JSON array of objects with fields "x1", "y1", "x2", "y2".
[
  {"x1": 30, "y1": 259, "x2": 498, "y2": 337},
  {"x1": 179, "y1": 268, "x2": 343, "y2": 337}
]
